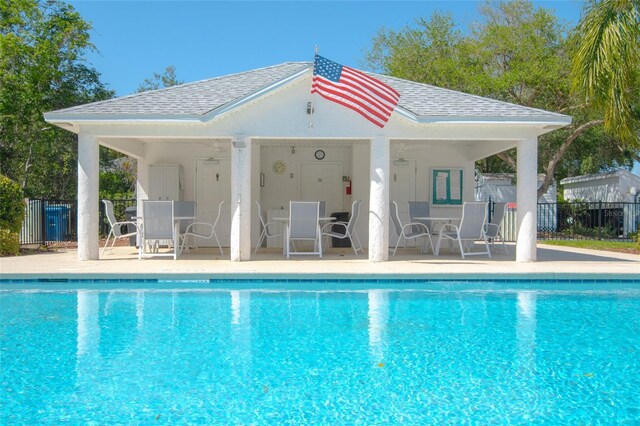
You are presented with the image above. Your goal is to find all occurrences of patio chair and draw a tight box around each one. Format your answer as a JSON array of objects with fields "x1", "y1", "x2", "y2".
[
  {"x1": 140, "y1": 200, "x2": 178, "y2": 260},
  {"x1": 485, "y1": 202, "x2": 508, "y2": 254},
  {"x1": 179, "y1": 200, "x2": 225, "y2": 256},
  {"x1": 389, "y1": 201, "x2": 434, "y2": 256},
  {"x1": 255, "y1": 200, "x2": 283, "y2": 253},
  {"x1": 174, "y1": 201, "x2": 196, "y2": 251},
  {"x1": 435, "y1": 201, "x2": 491, "y2": 259},
  {"x1": 321, "y1": 200, "x2": 364, "y2": 255},
  {"x1": 102, "y1": 200, "x2": 139, "y2": 256},
  {"x1": 285, "y1": 201, "x2": 322, "y2": 258},
  {"x1": 408, "y1": 201, "x2": 433, "y2": 234}
]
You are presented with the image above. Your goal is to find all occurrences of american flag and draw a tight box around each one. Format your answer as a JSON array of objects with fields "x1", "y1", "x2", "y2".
[{"x1": 311, "y1": 55, "x2": 400, "y2": 128}]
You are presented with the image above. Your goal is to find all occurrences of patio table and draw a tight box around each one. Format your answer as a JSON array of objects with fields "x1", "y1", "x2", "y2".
[{"x1": 413, "y1": 216, "x2": 461, "y2": 253}]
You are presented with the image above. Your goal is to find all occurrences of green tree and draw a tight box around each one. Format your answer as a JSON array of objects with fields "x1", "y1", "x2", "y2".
[
  {"x1": 364, "y1": 0, "x2": 638, "y2": 197},
  {"x1": 0, "y1": 0, "x2": 114, "y2": 198},
  {"x1": 137, "y1": 65, "x2": 183, "y2": 92},
  {"x1": 571, "y1": 0, "x2": 640, "y2": 145}
]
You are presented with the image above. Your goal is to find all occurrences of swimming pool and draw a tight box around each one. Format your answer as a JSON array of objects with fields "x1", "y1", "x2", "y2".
[{"x1": 2, "y1": 278, "x2": 639, "y2": 424}]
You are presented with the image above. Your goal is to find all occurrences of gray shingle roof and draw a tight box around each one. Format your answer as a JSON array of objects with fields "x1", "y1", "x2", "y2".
[
  {"x1": 373, "y1": 73, "x2": 569, "y2": 121},
  {"x1": 49, "y1": 62, "x2": 310, "y2": 116},
  {"x1": 46, "y1": 61, "x2": 570, "y2": 123}
]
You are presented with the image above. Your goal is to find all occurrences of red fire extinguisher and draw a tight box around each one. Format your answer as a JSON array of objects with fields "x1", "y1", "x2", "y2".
[{"x1": 346, "y1": 179, "x2": 352, "y2": 195}]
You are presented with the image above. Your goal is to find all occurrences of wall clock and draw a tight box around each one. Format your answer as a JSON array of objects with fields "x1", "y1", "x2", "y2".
[
  {"x1": 314, "y1": 149, "x2": 326, "y2": 160},
  {"x1": 272, "y1": 160, "x2": 287, "y2": 174}
]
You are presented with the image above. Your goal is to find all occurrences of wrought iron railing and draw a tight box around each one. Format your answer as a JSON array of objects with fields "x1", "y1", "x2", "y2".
[{"x1": 498, "y1": 201, "x2": 639, "y2": 242}]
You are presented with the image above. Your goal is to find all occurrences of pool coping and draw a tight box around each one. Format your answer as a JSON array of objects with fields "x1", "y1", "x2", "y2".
[{"x1": 2, "y1": 271, "x2": 639, "y2": 283}]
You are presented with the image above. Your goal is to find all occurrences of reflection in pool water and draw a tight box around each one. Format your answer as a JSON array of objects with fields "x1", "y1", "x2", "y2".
[{"x1": 1, "y1": 283, "x2": 639, "y2": 423}]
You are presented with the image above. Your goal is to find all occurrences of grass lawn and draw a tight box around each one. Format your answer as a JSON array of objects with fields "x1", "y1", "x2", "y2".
[{"x1": 541, "y1": 239, "x2": 639, "y2": 255}]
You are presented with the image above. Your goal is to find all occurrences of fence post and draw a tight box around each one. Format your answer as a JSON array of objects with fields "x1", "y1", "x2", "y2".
[
  {"x1": 40, "y1": 199, "x2": 46, "y2": 245},
  {"x1": 597, "y1": 201, "x2": 602, "y2": 240}
]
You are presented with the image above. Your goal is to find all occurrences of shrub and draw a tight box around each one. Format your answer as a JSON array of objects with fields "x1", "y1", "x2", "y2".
[
  {"x1": 0, "y1": 175, "x2": 25, "y2": 232},
  {"x1": 0, "y1": 228, "x2": 20, "y2": 256},
  {"x1": 0, "y1": 175, "x2": 24, "y2": 257}
]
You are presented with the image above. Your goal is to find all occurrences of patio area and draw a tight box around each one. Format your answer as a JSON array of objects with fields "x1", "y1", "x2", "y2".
[{"x1": 2, "y1": 244, "x2": 638, "y2": 280}]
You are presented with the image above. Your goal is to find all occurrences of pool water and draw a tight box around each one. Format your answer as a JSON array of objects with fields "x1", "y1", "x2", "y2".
[{"x1": 1, "y1": 280, "x2": 640, "y2": 424}]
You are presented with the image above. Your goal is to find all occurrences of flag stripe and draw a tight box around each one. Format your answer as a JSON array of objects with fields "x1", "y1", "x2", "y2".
[
  {"x1": 314, "y1": 78, "x2": 391, "y2": 121},
  {"x1": 311, "y1": 83, "x2": 388, "y2": 126},
  {"x1": 343, "y1": 66, "x2": 400, "y2": 100},
  {"x1": 311, "y1": 55, "x2": 400, "y2": 128},
  {"x1": 339, "y1": 74, "x2": 397, "y2": 111},
  {"x1": 313, "y1": 77, "x2": 392, "y2": 117},
  {"x1": 311, "y1": 89, "x2": 386, "y2": 127}
]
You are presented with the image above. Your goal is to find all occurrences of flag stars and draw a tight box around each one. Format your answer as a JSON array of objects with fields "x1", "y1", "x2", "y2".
[{"x1": 314, "y1": 55, "x2": 342, "y2": 82}]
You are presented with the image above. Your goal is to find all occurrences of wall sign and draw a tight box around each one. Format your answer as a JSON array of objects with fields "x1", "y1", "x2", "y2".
[{"x1": 431, "y1": 168, "x2": 463, "y2": 205}]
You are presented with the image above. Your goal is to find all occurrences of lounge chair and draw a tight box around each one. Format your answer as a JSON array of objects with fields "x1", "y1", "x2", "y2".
[
  {"x1": 140, "y1": 200, "x2": 178, "y2": 260},
  {"x1": 389, "y1": 201, "x2": 434, "y2": 255},
  {"x1": 102, "y1": 200, "x2": 139, "y2": 255},
  {"x1": 435, "y1": 201, "x2": 491, "y2": 259},
  {"x1": 408, "y1": 201, "x2": 433, "y2": 234},
  {"x1": 255, "y1": 200, "x2": 283, "y2": 253},
  {"x1": 486, "y1": 202, "x2": 508, "y2": 254},
  {"x1": 321, "y1": 200, "x2": 364, "y2": 255},
  {"x1": 285, "y1": 201, "x2": 322, "y2": 258},
  {"x1": 180, "y1": 200, "x2": 225, "y2": 255}
]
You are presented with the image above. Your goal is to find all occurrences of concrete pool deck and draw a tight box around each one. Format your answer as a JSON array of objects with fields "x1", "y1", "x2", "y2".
[{"x1": 1, "y1": 243, "x2": 638, "y2": 280}]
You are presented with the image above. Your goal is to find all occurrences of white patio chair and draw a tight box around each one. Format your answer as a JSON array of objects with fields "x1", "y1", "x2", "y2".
[
  {"x1": 285, "y1": 201, "x2": 322, "y2": 258},
  {"x1": 486, "y1": 202, "x2": 509, "y2": 254},
  {"x1": 389, "y1": 201, "x2": 434, "y2": 256},
  {"x1": 408, "y1": 201, "x2": 433, "y2": 234},
  {"x1": 255, "y1": 200, "x2": 283, "y2": 253},
  {"x1": 174, "y1": 201, "x2": 196, "y2": 251},
  {"x1": 179, "y1": 200, "x2": 225, "y2": 255},
  {"x1": 321, "y1": 200, "x2": 364, "y2": 255},
  {"x1": 102, "y1": 200, "x2": 139, "y2": 255},
  {"x1": 435, "y1": 201, "x2": 491, "y2": 259},
  {"x1": 140, "y1": 200, "x2": 178, "y2": 260}
]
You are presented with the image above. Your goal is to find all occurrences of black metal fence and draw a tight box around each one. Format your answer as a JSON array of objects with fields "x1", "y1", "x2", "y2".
[
  {"x1": 20, "y1": 199, "x2": 136, "y2": 246},
  {"x1": 537, "y1": 201, "x2": 639, "y2": 241}
]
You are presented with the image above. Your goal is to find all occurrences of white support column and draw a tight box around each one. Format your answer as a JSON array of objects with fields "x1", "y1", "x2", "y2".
[
  {"x1": 368, "y1": 136, "x2": 390, "y2": 261},
  {"x1": 230, "y1": 136, "x2": 252, "y2": 261},
  {"x1": 77, "y1": 133, "x2": 99, "y2": 260},
  {"x1": 516, "y1": 136, "x2": 538, "y2": 262},
  {"x1": 136, "y1": 157, "x2": 149, "y2": 216}
]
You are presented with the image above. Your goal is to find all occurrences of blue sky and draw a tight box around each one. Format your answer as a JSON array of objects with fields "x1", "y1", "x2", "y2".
[{"x1": 71, "y1": 1, "x2": 585, "y2": 97}]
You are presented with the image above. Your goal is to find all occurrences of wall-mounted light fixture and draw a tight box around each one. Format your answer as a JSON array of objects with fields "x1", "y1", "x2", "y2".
[
  {"x1": 306, "y1": 102, "x2": 314, "y2": 115},
  {"x1": 232, "y1": 140, "x2": 246, "y2": 148},
  {"x1": 291, "y1": 146, "x2": 296, "y2": 155}
]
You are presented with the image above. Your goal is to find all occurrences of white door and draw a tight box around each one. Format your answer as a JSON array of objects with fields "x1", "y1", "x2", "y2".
[
  {"x1": 299, "y1": 162, "x2": 342, "y2": 216},
  {"x1": 390, "y1": 160, "x2": 417, "y2": 244},
  {"x1": 195, "y1": 159, "x2": 231, "y2": 246}
]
